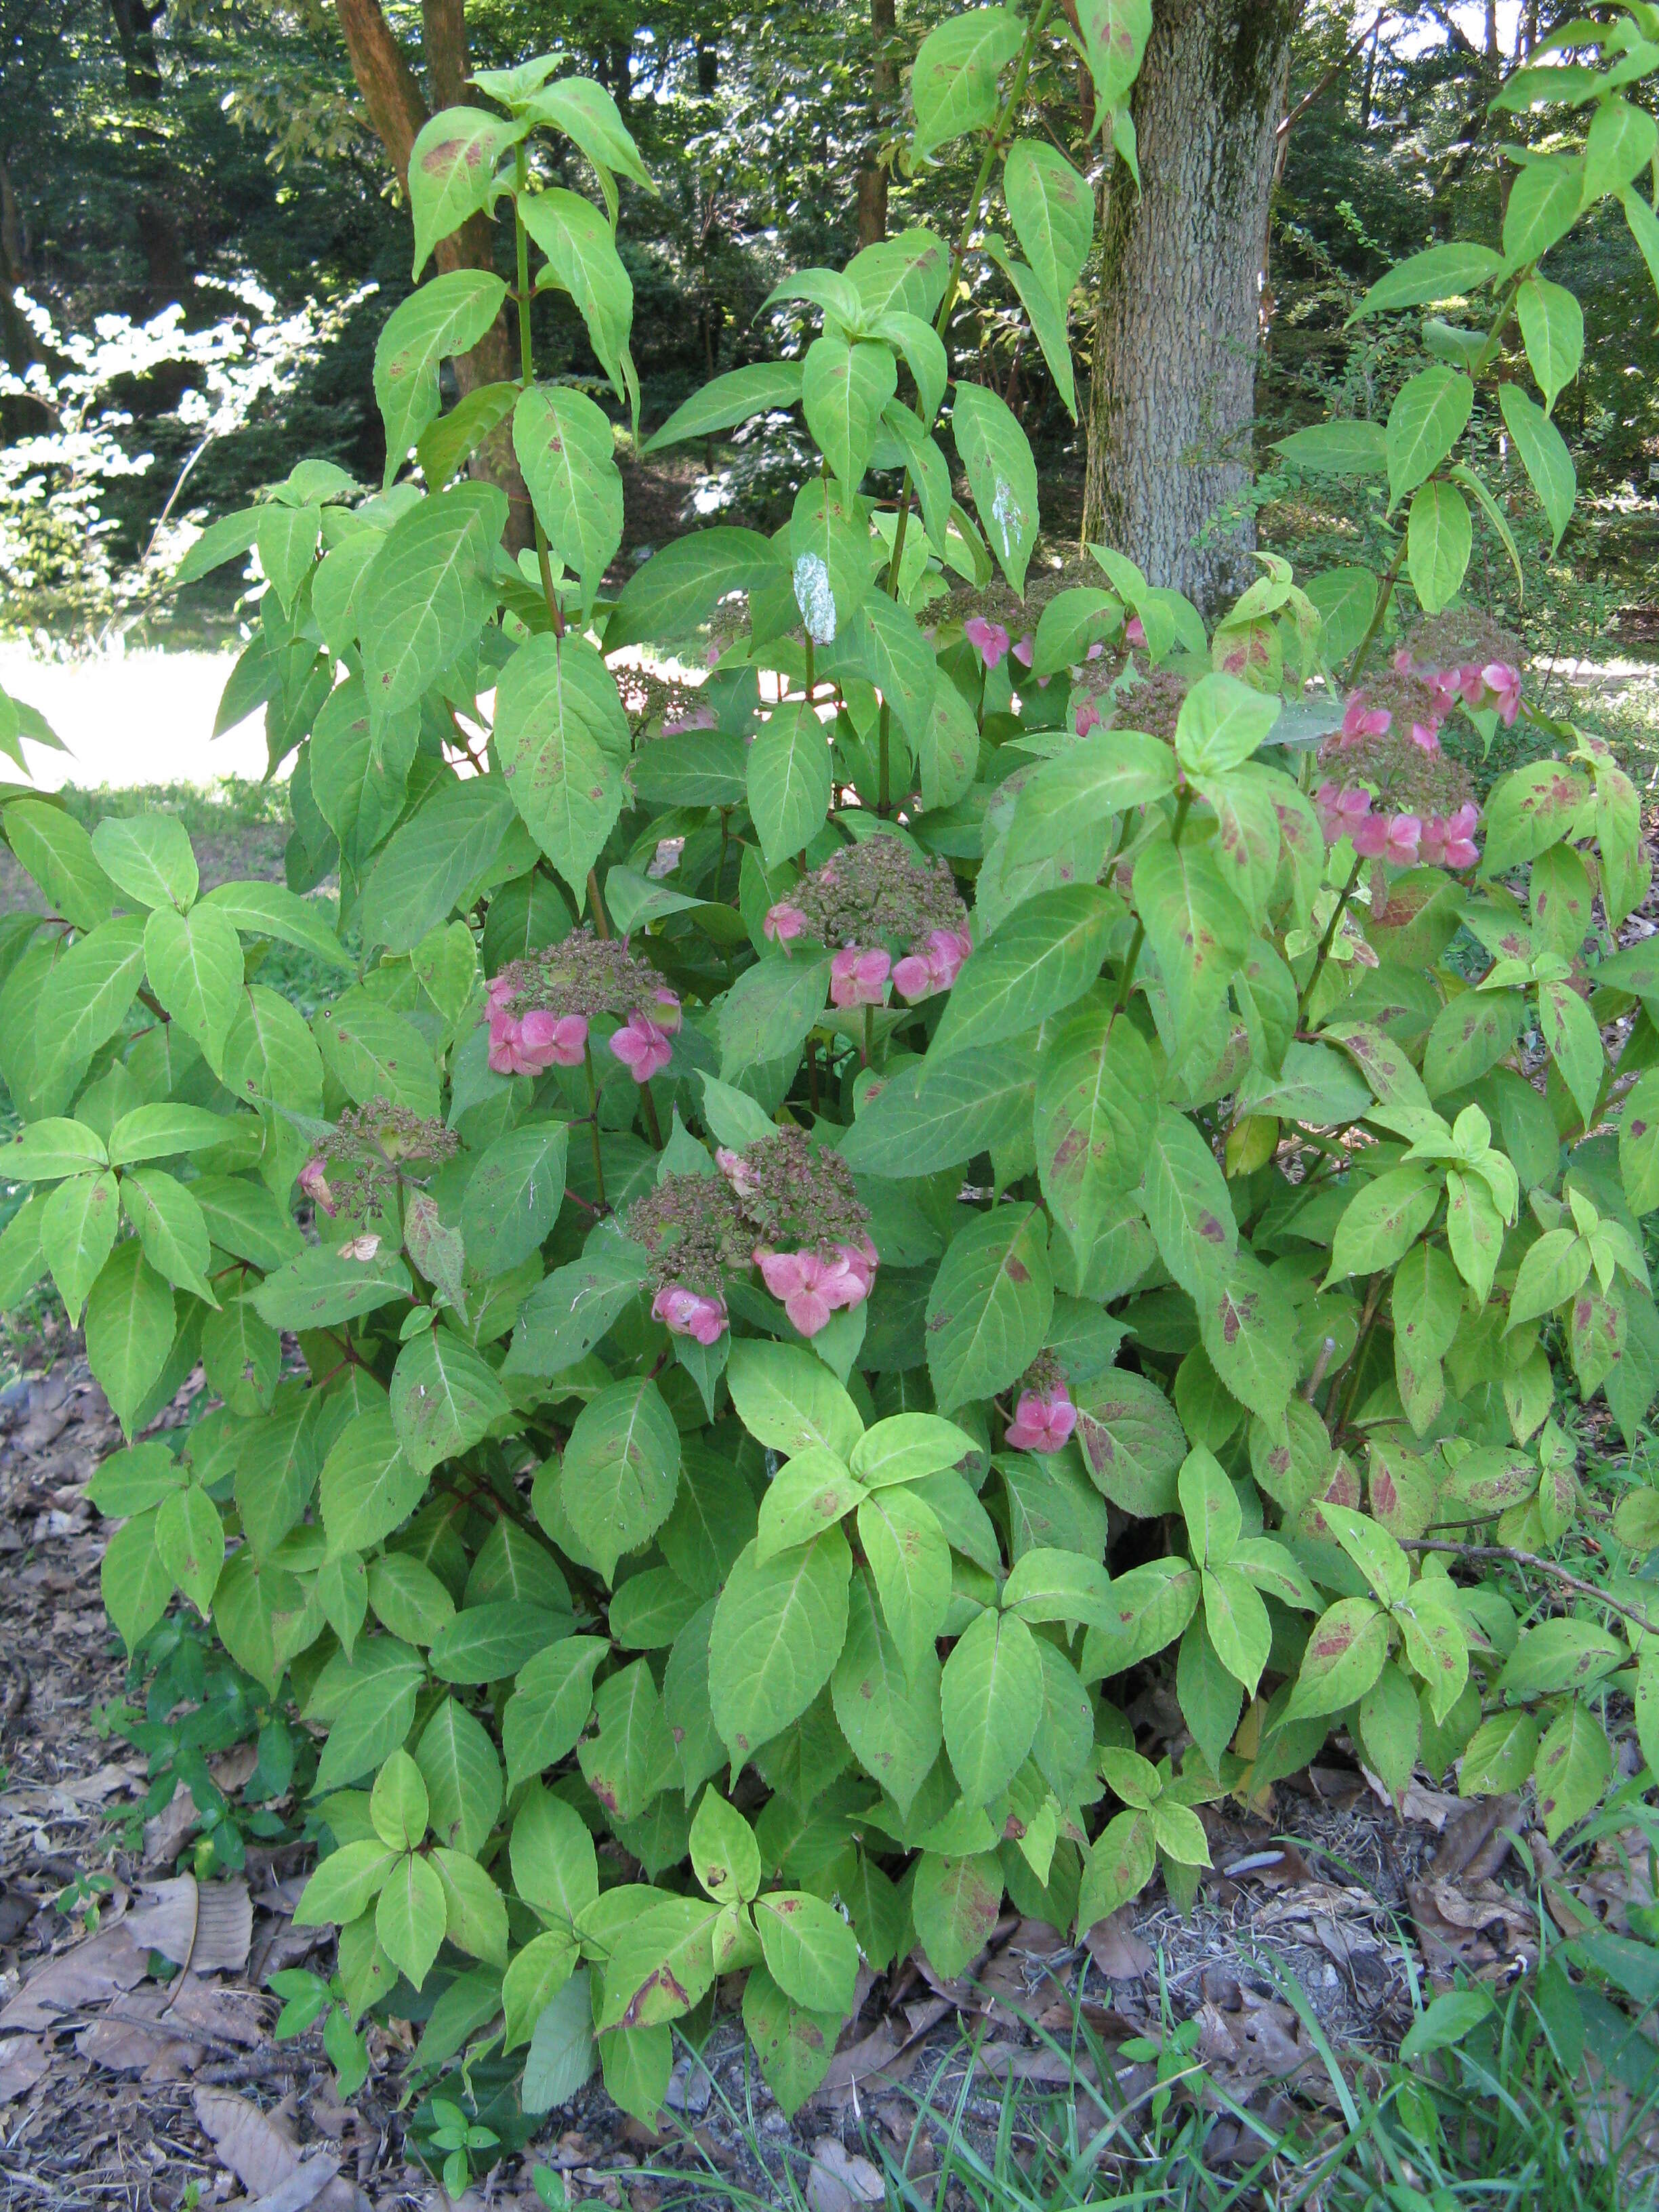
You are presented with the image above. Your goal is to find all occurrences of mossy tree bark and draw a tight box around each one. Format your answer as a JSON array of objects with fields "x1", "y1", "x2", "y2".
[{"x1": 1081, "y1": 0, "x2": 1298, "y2": 613}]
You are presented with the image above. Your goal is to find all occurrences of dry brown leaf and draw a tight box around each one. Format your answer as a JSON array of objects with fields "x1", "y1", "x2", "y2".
[
  {"x1": 77, "y1": 1978, "x2": 263, "y2": 2077},
  {"x1": 1084, "y1": 1910, "x2": 1153, "y2": 1981},
  {"x1": 1431, "y1": 1796, "x2": 1518, "y2": 1882},
  {"x1": 0, "y1": 2034, "x2": 47, "y2": 2101},
  {"x1": 804, "y1": 2138, "x2": 884, "y2": 2212},
  {"x1": 0, "y1": 1917, "x2": 150, "y2": 2033},
  {"x1": 126, "y1": 1875, "x2": 251, "y2": 1973},
  {"x1": 193, "y1": 2086, "x2": 304, "y2": 2194}
]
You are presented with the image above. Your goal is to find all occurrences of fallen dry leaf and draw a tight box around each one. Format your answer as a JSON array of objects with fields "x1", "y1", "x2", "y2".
[
  {"x1": 127, "y1": 1874, "x2": 252, "y2": 1974},
  {"x1": 192, "y1": 2086, "x2": 366, "y2": 2212},
  {"x1": 77, "y1": 1977, "x2": 263, "y2": 2077},
  {"x1": 0, "y1": 1917, "x2": 150, "y2": 2033},
  {"x1": 0, "y1": 2033, "x2": 47, "y2": 2100},
  {"x1": 1084, "y1": 1910, "x2": 1153, "y2": 1981},
  {"x1": 805, "y1": 2137, "x2": 884, "y2": 2212}
]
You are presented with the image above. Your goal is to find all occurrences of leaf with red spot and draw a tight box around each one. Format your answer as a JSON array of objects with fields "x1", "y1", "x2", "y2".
[
  {"x1": 1284, "y1": 1596, "x2": 1389, "y2": 1720},
  {"x1": 407, "y1": 106, "x2": 530, "y2": 279}
]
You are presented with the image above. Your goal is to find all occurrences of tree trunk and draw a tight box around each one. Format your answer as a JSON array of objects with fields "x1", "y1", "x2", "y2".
[
  {"x1": 855, "y1": 0, "x2": 897, "y2": 248},
  {"x1": 1080, "y1": 0, "x2": 1297, "y2": 614},
  {"x1": 334, "y1": 0, "x2": 529, "y2": 546}
]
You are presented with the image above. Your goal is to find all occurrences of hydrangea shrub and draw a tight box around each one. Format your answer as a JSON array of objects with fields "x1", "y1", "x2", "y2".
[{"x1": 4, "y1": 1, "x2": 1659, "y2": 2130}]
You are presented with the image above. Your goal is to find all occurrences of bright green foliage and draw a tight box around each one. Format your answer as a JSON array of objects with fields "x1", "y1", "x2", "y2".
[{"x1": 28, "y1": 12, "x2": 1659, "y2": 2142}]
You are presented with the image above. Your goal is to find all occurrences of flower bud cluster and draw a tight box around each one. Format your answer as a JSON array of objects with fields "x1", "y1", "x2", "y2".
[
  {"x1": 1315, "y1": 661, "x2": 1483, "y2": 871},
  {"x1": 299, "y1": 1099, "x2": 457, "y2": 1220},
  {"x1": 764, "y1": 836, "x2": 972, "y2": 1008},
  {"x1": 1072, "y1": 663, "x2": 1191, "y2": 743},
  {"x1": 486, "y1": 931, "x2": 681, "y2": 1084}
]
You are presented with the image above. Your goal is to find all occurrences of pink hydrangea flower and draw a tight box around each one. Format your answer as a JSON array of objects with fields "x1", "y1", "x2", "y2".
[
  {"x1": 1340, "y1": 697, "x2": 1392, "y2": 743},
  {"x1": 764, "y1": 901, "x2": 808, "y2": 945},
  {"x1": 488, "y1": 1008, "x2": 589, "y2": 1075},
  {"x1": 833, "y1": 1235, "x2": 878, "y2": 1302},
  {"x1": 1011, "y1": 633, "x2": 1035, "y2": 668},
  {"x1": 486, "y1": 972, "x2": 517, "y2": 1017},
  {"x1": 830, "y1": 945, "x2": 892, "y2": 1008},
  {"x1": 1086, "y1": 641, "x2": 1106, "y2": 661},
  {"x1": 1354, "y1": 813, "x2": 1421, "y2": 865},
  {"x1": 1410, "y1": 719, "x2": 1442, "y2": 755},
  {"x1": 964, "y1": 616, "x2": 1011, "y2": 669},
  {"x1": 1313, "y1": 781, "x2": 1372, "y2": 842},
  {"x1": 1441, "y1": 802, "x2": 1480, "y2": 868},
  {"x1": 1124, "y1": 614, "x2": 1146, "y2": 647},
  {"x1": 649, "y1": 988, "x2": 682, "y2": 1035},
  {"x1": 299, "y1": 1156, "x2": 336, "y2": 1217},
  {"x1": 754, "y1": 1246, "x2": 865, "y2": 1336},
  {"x1": 609, "y1": 1008, "x2": 674, "y2": 1082},
  {"x1": 1483, "y1": 661, "x2": 1522, "y2": 725},
  {"x1": 1005, "y1": 1384, "x2": 1077, "y2": 1454},
  {"x1": 1075, "y1": 699, "x2": 1102, "y2": 738},
  {"x1": 893, "y1": 926, "x2": 975, "y2": 1002},
  {"x1": 652, "y1": 1282, "x2": 729, "y2": 1345}
]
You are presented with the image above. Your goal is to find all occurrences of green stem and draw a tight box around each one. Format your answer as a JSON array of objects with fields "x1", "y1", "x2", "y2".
[
  {"x1": 1296, "y1": 853, "x2": 1364, "y2": 1023},
  {"x1": 587, "y1": 869, "x2": 611, "y2": 939},
  {"x1": 861, "y1": 1002, "x2": 874, "y2": 1068},
  {"x1": 641, "y1": 1083, "x2": 663, "y2": 1150},
  {"x1": 513, "y1": 143, "x2": 564, "y2": 640},
  {"x1": 1110, "y1": 788, "x2": 1191, "y2": 1024},
  {"x1": 803, "y1": 636, "x2": 815, "y2": 701},
  {"x1": 583, "y1": 1040, "x2": 608, "y2": 1212}
]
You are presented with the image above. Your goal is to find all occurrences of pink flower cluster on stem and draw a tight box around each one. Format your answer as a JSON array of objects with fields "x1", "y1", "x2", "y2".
[
  {"x1": 1417, "y1": 656, "x2": 1523, "y2": 727},
  {"x1": 830, "y1": 946, "x2": 891, "y2": 1008},
  {"x1": 755, "y1": 1237, "x2": 878, "y2": 1338},
  {"x1": 485, "y1": 975, "x2": 589, "y2": 1076},
  {"x1": 1315, "y1": 781, "x2": 1479, "y2": 872},
  {"x1": 651, "y1": 1282, "x2": 729, "y2": 1345},
  {"x1": 1005, "y1": 1382, "x2": 1076, "y2": 1453}
]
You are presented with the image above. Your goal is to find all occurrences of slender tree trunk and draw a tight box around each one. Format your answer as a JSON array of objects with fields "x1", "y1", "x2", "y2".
[
  {"x1": 855, "y1": 0, "x2": 897, "y2": 248},
  {"x1": 334, "y1": 0, "x2": 529, "y2": 545},
  {"x1": 1080, "y1": 0, "x2": 1298, "y2": 613}
]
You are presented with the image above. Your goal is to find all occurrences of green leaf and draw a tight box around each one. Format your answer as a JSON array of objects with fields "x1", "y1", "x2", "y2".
[
  {"x1": 1532, "y1": 1700, "x2": 1612, "y2": 1841},
  {"x1": 40, "y1": 1169, "x2": 118, "y2": 1324},
  {"x1": 390, "y1": 1326, "x2": 511, "y2": 1477},
  {"x1": 1202, "y1": 1563, "x2": 1271, "y2": 1695},
  {"x1": 373, "y1": 274, "x2": 510, "y2": 485},
  {"x1": 462, "y1": 1120, "x2": 568, "y2": 1275},
  {"x1": 1499, "y1": 380, "x2": 1576, "y2": 548},
  {"x1": 718, "y1": 952, "x2": 833, "y2": 1082},
  {"x1": 830, "y1": 592, "x2": 939, "y2": 756},
  {"x1": 848, "y1": 1413, "x2": 975, "y2": 1487},
  {"x1": 605, "y1": 528, "x2": 783, "y2": 652},
  {"x1": 35, "y1": 914, "x2": 147, "y2": 1087},
  {"x1": 359, "y1": 483, "x2": 504, "y2": 728},
  {"x1": 756, "y1": 1450, "x2": 863, "y2": 1561},
  {"x1": 1319, "y1": 1503, "x2": 1411, "y2": 1607},
  {"x1": 523, "y1": 187, "x2": 636, "y2": 411},
  {"x1": 643, "y1": 363, "x2": 804, "y2": 453},
  {"x1": 747, "y1": 703, "x2": 832, "y2": 869},
  {"x1": 523, "y1": 1971, "x2": 596, "y2": 2108},
  {"x1": 562, "y1": 1378, "x2": 680, "y2": 1582},
  {"x1": 1073, "y1": 0, "x2": 1151, "y2": 110},
  {"x1": 1284, "y1": 1597, "x2": 1389, "y2": 1719},
  {"x1": 1132, "y1": 838, "x2": 1251, "y2": 1047},
  {"x1": 294, "y1": 1839, "x2": 399, "y2": 1930},
  {"x1": 174, "y1": 508, "x2": 260, "y2": 585},
  {"x1": 801, "y1": 335, "x2": 897, "y2": 489},
  {"x1": 506, "y1": 1227, "x2": 647, "y2": 1377},
  {"x1": 407, "y1": 106, "x2": 527, "y2": 276},
  {"x1": 495, "y1": 631, "x2": 629, "y2": 899},
  {"x1": 1538, "y1": 977, "x2": 1603, "y2": 1123},
  {"x1": 984, "y1": 241, "x2": 1076, "y2": 419},
  {"x1": 100, "y1": 1509, "x2": 173, "y2": 1651},
  {"x1": 121, "y1": 1167, "x2": 218, "y2": 1305},
  {"x1": 5, "y1": 801, "x2": 115, "y2": 931},
  {"x1": 842, "y1": 1045, "x2": 1035, "y2": 1176},
  {"x1": 1141, "y1": 1107, "x2": 1237, "y2": 1300},
  {"x1": 930, "y1": 887, "x2": 1118, "y2": 1063},
  {"x1": 510, "y1": 1783, "x2": 601, "y2": 1927},
  {"x1": 1398, "y1": 1988, "x2": 1495, "y2": 2063},
  {"x1": 91, "y1": 813, "x2": 197, "y2": 913},
  {"x1": 1516, "y1": 274, "x2": 1584, "y2": 414},
  {"x1": 831, "y1": 1569, "x2": 942, "y2": 1816},
  {"x1": 85, "y1": 1240, "x2": 174, "y2": 1436},
  {"x1": 376, "y1": 1851, "x2": 448, "y2": 1990},
  {"x1": 1385, "y1": 367, "x2": 1473, "y2": 504},
  {"x1": 503, "y1": 1638, "x2": 608, "y2": 1790},
  {"x1": 514, "y1": 384, "x2": 623, "y2": 609},
  {"x1": 1407, "y1": 479, "x2": 1471, "y2": 615},
  {"x1": 1585, "y1": 97, "x2": 1658, "y2": 203},
  {"x1": 708, "y1": 1529, "x2": 851, "y2": 1759},
  {"x1": 910, "y1": 1851, "x2": 1004, "y2": 1978},
  {"x1": 856, "y1": 1486, "x2": 951, "y2": 1681},
  {"x1": 1072, "y1": 1370, "x2": 1185, "y2": 1515},
  {"x1": 1272, "y1": 421, "x2": 1387, "y2": 476},
  {"x1": 1422, "y1": 989, "x2": 1524, "y2": 1095},
  {"x1": 321, "y1": 1408, "x2": 426, "y2": 1557},
  {"x1": 924, "y1": 1203, "x2": 1052, "y2": 1413},
  {"x1": 741, "y1": 1966, "x2": 840, "y2": 2116},
  {"x1": 428, "y1": 1601, "x2": 567, "y2": 1684},
  {"x1": 1352, "y1": 241, "x2": 1504, "y2": 318},
  {"x1": 415, "y1": 381, "x2": 518, "y2": 490},
  {"x1": 598, "y1": 1896, "x2": 722, "y2": 2029},
  {"x1": 417, "y1": 1698, "x2": 502, "y2": 1857},
  {"x1": 951, "y1": 382, "x2": 1038, "y2": 592},
  {"x1": 106, "y1": 1103, "x2": 243, "y2": 1169},
  {"x1": 1500, "y1": 153, "x2": 1584, "y2": 270},
  {"x1": 254, "y1": 1244, "x2": 413, "y2": 1331},
  {"x1": 1174, "y1": 672, "x2": 1281, "y2": 775},
  {"x1": 0, "y1": 1117, "x2": 106, "y2": 1182},
  {"x1": 754, "y1": 1891, "x2": 859, "y2": 2015},
  {"x1": 1622, "y1": 186, "x2": 1659, "y2": 313},
  {"x1": 1004, "y1": 140, "x2": 1092, "y2": 307},
  {"x1": 360, "y1": 776, "x2": 518, "y2": 956},
  {"x1": 1327, "y1": 1165, "x2": 1440, "y2": 1281},
  {"x1": 201, "y1": 880, "x2": 354, "y2": 970},
  {"x1": 941, "y1": 1607, "x2": 1044, "y2": 1805},
  {"x1": 371, "y1": 1748, "x2": 430, "y2": 1851},
  {"x1": 910, "y1": 7, "x2": 1023, "y2": 157}
]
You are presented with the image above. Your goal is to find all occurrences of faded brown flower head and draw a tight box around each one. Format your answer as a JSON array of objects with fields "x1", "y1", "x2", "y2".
[
  {"x1": 1404, "y1": 608, "x2": 1525, "y2": 678},
  {"x1": 626, "y1": 1170, "x2": 753, "y2": 1297},
  {"x1": 1101, "y1": 665, "x2": 1192, "y2": 744},
  {"x1": 791, "y1": 836, "x2": 968, "y2": 951},
  {"x1": 731, "y1": 1128, "x2": 872, "y2": 1258},
  {"x1": 493, "y1": 930, "x2": 665, "y2": 1021},
  {"x1": 1319, "y1": 712, "x2": 1477, "y2": 821},
  {"x1": 614, "y1": 665, "x2": 706, "y2": 735}
]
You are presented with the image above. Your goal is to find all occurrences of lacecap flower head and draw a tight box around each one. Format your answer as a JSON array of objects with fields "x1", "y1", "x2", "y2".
[{"x1": 762, "y1": 834, "x2": 971, "y2": 1008}]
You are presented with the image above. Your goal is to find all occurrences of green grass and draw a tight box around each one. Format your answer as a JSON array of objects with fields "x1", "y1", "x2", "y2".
[{"x1": 49, "y1": 777, "x2": 292, "y2": 840}]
